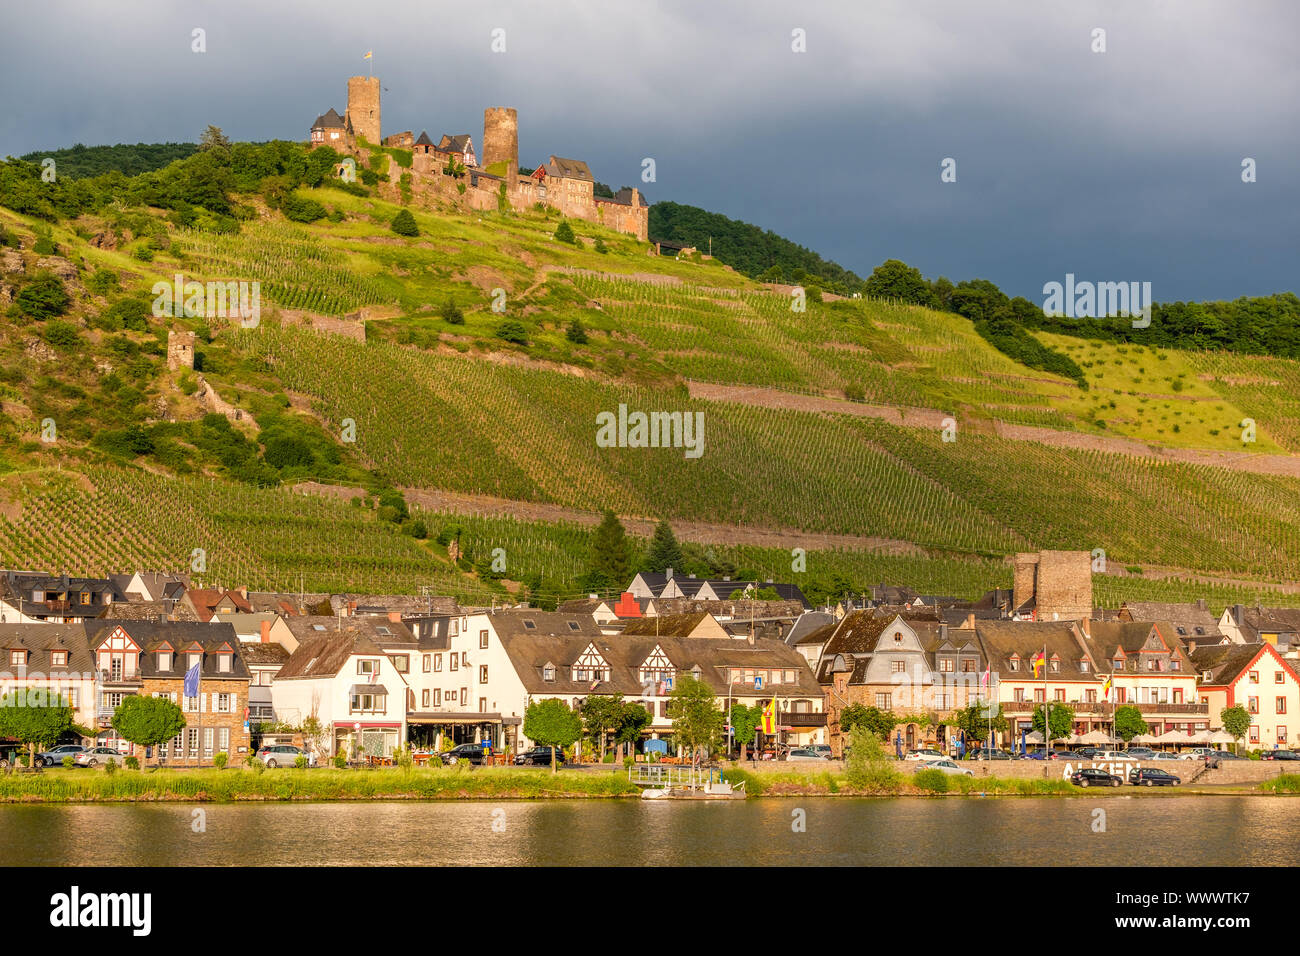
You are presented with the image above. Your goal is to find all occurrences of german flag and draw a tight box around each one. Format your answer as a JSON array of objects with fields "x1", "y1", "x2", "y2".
[
  {"x1": 1031, "y1": 650, "x2": 1046, "y2": 678},
  {"x1": 761, "y1": 698, "x2": 777, "y2": 735},
  {"x1": 1102, "y1": 675, "x2": 1113, "y2": 700}
]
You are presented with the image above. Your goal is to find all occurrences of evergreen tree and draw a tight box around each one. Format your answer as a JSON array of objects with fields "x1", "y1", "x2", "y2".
[
  {"x1": 589, "y1": 509, "x2": 633, "y2": 591},
  {"x1": 644, "y1": 519, "x2": 684, "y2": 573}
]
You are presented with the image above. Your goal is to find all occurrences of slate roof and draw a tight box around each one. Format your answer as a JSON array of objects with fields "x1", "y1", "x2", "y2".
[
  {"x1": 546, "y1": 156, "x2": 594, "y2": 181},
  {"x1": 486, "y1": 610, "x2": 604, "y2": 640},
  {"x1": 594, "y1": 187, "x2": 649, "y2": 207},
  {"x1": 1121, "y1": 601, "x2": 1223, "y2": 640},
  {"x1": 619, "y1": 613, "x2": 717, "y2": 638},
  {"x1": 276, "y1": 624, "x2": 388, "y2": 680},
  {"x1": 283, "y1": 615, "x2": 413, "y2": 651},
  {"x1": 98, "y1": 600, "x2": 200, "y2": 623},
  {"x1": 1083, "y1": 621, "x2": 1194, "y2": 675},
  {"x1": 0, "y1": 623, "x2": 94, "y2": 674},
  {"x1": 1189, "y1": 643, "x2": 1280, "y2": 685},
  {"x1": 313, "y1": 108, "x2": 346, "y2": 130},
  {"x1": 186, "y1": 588, "x2": 253, "y2": 620},
  {"x1": 439, "y1": 134, "x2": 473, "y2": 152},
  {"x1": 86, "y1": 621, "x2": 249, "y2": 680},
  {"x1": 241, "y1": 642, "x2": 291, "y2": 667},
  {"x1": 415, "y1": 131, "x2": 434, "y2": 147},
  {"x1": 784, "y1": 611, "x2": 835, "y2": 646},
  {"x1": 974, "y1": 620, "x2": 1096, "y2": 680}
]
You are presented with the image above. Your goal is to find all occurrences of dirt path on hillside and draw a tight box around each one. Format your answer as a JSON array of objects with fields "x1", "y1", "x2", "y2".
[
  {"x1": 688, "y1": 382, "x2": 1300, "y2": 479},
  {"x1": 399, "y1": 487, "x2": 925, "y2": 556}
]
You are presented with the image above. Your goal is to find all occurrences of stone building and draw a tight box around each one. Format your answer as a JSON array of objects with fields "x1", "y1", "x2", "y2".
[
  {"x1": 1012, "y1": 550, "x2": 1093, "y2": 621},
  {"x1": 166, "y1": 330, "x2": 195, "y2": 371},
  {"x1": 345, "y1": 75, "x2": 381, "y2": 146}
]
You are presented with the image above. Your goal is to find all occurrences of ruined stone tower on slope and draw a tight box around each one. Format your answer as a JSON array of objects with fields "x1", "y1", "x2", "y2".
[
  {"x1": 346, "y1": 76, "x2": 381, "y2": 146},
  {"x1": 482, "y1": 106, "x2": 518, "y2": 180}
]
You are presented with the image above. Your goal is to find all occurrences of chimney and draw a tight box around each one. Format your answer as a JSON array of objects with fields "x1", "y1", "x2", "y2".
[
  {"x1": 1079, "y1": 617, "x2": 1091, "y2": 638},
  {"x1": 388, "y1": 611, "x2": 401, "y2": 623},
  {"x1": 1196, "y1": 598, "x2": 1207, "y2": 611},
  {"x1": 348, "y1": 600, "x2": 357, "y2": 616},
  {"x1": 939, "y1": 623, "x2": 948, "y2": 641},
  {"x1": 964, "y1": 613, "x2": 976, "y2": 630},
  {"x1": 1187, "y1": 639, "x2": 1197, "y2": 655},
  {"x1": 665, "y1": 568, "x2": 673, "y2": 580},
  {"x1": 238, "y1": 585, "x2": 248, "y2": 599},
  {"x1": 1234, "y1": 604, "x2": 1245, "y2": 624},
  {"x1": 260, "y1": 620, "x2": 271, "y2": 643}
]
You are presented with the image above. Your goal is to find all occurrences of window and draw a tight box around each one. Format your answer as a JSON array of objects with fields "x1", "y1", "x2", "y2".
[
  {"x1": 422, "y1": 690, "x2": 430, "y2": 707},
  {"x1": 1249, "y1": 726, "x2": 1260, "y2": 743},
  {"x1": 479, "y1": 629, "x2": 489, "y2": 649},
  {"x1": 1279, "y1": 725, "x2": 1288, "y2": 743},
  {"x1": 434, "y1": 654, "x2": 443, "y2": 672},
  {"x1": 375, "y1": 626, "x2": 391, "y2": 636},
  {"x1": 1171, "y1": 659, "x2": 1180, "y2": 671},
  {"x1": 961, "y1": 659, "x2": 976, "y2": 673},
  {"x1": 1009, "y1": 659, "x2": 1019, "y2": 672},
  {"x1": 51, "y1": 650, "x2": 67, "y2": 667},
  {"x1": 218, "y1": 728, "x2": 229, "y2": 753},
  {"x1": 523, "y1": 620, "x2": 536, "y2": 630},
  {"x1": 1249, "y1": 671, "x2": 1259, "y2": 684},
  {"x1": 1085, "y1": 690, "x2": 1097, "y2": 703},
  {"x1": 1054, "y1": 689, "x2": 1065, "y2": 702},
  {"x1": 1278, "y1": 697, "x2": 1287, "y2": 714},
  {"x1": 461, "y1": 652, "x2": 469, "y2": 667},
  {"x1": 479, "y1": 665, "x2": 488, "y2": 683},
  {"x1": 461, "y1": 687, "x2": 468, "y2": 706},
  {"x1": 1014, "y1": 688, "x2": 1025, "y2": 702},
  {"x1": 349, "y1": 693, "x2": 385, "y2": 714},
  {"x1": 392, "y1": 655, "x2": 409, "y2": 674},
  {"x1": 358, "y1": 659, "x2": 377, "y2": 676},
  {"x1": 217, "y1": 653, "x2": 231, "y2": 673},
  {"x1": 940, "y1": 658, "x2": 955, "y2": 673},
  {"x1": 433, "y1": 689, "x2": 442, "y2": 706},
  {"x1": 1173, "y1": 689, "x2": 1182, "y2": 704},
  {"x1": 217, "y1": 694, "x2": 231, "y2": 713},
  {"x1": 891, "y1": 661, "x2": 905, "y2": 673},
  {"x1": 1248, "y1": 697, "x2": 1259, "y2": 714},
  {"x1": 1034, "y1": 689, "x2": 1045, "y2": 703},
  {"x1": 1080, "y1": 661, "x2": 1090, "y2": 673},
  {"x1": 1050, "y1": 660, "x2": 1060, "y2": 673},
  {"x1": 450, "y1": 655, "x2": 459, "y2": 672},
  {"x1": 543, "y1": 664, "x2": 556, "y2": 681},
  {"x1": 157, "y1": 651, "x2": 172, "y2": 671},
  {"x1": 67, "y1": 688, "x2": 79, "y2": 707},
  {"x1": 893, "y1": 634, "x2": 902, "y2": 645},
  {"x1": 1277, "y1": 672, "x2": 1286, "y2": 683},
  {"x1": 479, "y1": 697, "x2": 488, "y2": 713},
  {"x1": 187, "y1": 652, "x2": 200, "y2": 669},
  {"x1": 423, "y1": 654, "x2": 431, "y2": 673},
  {"x1": 567, "y1": 622, "x2": 581, "y2": 631},
  {"x1": 9, "y1": 650, "x2": 24, "y2": 666},
  {"x1": 876, "y1": 693, "x2": 891, "y2": 709},
  {"x1": 187, "y1": 729, "x2": 199, "y2": 758},
  {"x1": 1113, "y1": 658, "x2": 1123, "y2": 670},
  {"x1": 203, "y1": 728, "x2": 213, "y2": 756}
]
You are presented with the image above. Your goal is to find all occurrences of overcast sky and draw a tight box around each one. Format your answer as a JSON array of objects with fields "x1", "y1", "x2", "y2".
[{"x1": 2, "y1": 0, "x2": 1296, "y2": 302}]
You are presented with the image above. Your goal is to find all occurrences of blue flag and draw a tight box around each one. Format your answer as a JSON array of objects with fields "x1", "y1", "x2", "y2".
[{"x1": 183, "y1": 662, "x2": 200, "y2": 698}]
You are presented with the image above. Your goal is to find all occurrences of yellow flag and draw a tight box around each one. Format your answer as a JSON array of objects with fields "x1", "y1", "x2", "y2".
[
  {"x1": 762, "y1": 698, "x2": 776, "y2": 735},
  {"x1": 363, "y1": 51, "x2": 373, "y2": 59}
]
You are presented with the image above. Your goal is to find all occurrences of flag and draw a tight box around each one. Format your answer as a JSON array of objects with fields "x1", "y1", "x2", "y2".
[
  {"x1": 761, "y1": 698, "x2": 776, "y2": 735},
  {"x1": 183, "y1": 661, "x2": 200, "y2": 698},
  {"x1": 1031, "y1": 650, "x2": 1046, "y2": 678},
  {"x1": 363, "y1": 50, "x2": 373, "y2": 59},
  {"x1": 1102, "y1": 675, "x2": 1113, "y2": 701},
  {"x1": 981, "y1": 666, "x2": 990, "y2": 688}
]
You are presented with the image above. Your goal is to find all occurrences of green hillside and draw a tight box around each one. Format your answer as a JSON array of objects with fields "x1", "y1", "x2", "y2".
[{"x1": 4, "y1": 141, "x2": 1300, "y2": 606}]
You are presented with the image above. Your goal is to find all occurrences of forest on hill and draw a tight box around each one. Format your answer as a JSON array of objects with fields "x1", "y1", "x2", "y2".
[{"x1": 17, "y1": 142, "x2": 198, "y2": 179}]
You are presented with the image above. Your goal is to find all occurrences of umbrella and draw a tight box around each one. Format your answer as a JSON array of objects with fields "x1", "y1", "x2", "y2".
[
  {"x1": 1153, "y1": 730, "x2": 1189, "y2": 744},
  {"x1": 1131, "y1": 733, "x2": 1158, "y2": 744},
  {"x1": 1024, "y1": 731, "x2": 1045, "y2": 744},
  {"x1": 1209, "y1": 730, "x2": 1236, "y2": 745},
  {"x1": 1184, "y1": 730, "x2": 1213, "y2": 744},
  {"x1": 1065, "y1": 733, "x2": 1084, "y2": 744},
  {"x1": 1079, "y1": 730, "x2": 1115, "y2": 744}
]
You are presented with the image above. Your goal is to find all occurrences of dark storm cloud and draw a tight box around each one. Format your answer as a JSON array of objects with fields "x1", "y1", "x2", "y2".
[{"x1": 2, "y1": 0, "x2": 1296, "y2": 301}]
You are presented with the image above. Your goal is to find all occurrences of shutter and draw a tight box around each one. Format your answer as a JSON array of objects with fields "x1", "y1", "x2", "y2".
[{"x1": 211, "y1": 692, "x2": 219, "y2": 713}]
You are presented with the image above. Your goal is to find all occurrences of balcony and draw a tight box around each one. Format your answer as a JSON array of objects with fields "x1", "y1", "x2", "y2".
[
  {"x1": 781, "y1": 712, "x2": 827, "y2": 727},
  {"x1": 1002, "y1": 701, "x2": 1207, "y2": 716},
  {"x1": 99, "y1": 669, "x2": 141, "y2": 685}
]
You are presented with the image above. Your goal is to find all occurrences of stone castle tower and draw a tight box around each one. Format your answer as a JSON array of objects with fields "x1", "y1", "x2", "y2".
[
  {"x1": 482, "y1": 107, "x2": 518, "y2": 176},
  {"x1": 167, "y1": 330, "x2": 195, "y2": 371},
  {"x1": 346, "y1": 76, "x2": 381, "y2": 146}
]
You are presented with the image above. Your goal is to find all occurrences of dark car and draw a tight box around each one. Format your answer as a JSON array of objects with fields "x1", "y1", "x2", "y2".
[
  {"x1": 968, "y1": 748, "x2": 1013, "y2": 760},
  {"x1": 0, "y1": 742, "x2": 24, "y2": 769},
  {"x1": 1070, "y1": 767, "x2": 1123, "y2": 788},
  {"x1": 515, "y1": 746, "x2": 565, "y2": 766},
  {"x1": 1263, "y1": 750, "x2": 1300, "y2": 761},
  {"x1": 1076, "y1": 747, "x2": 1103, "y2": 759},
  {"x1": 441, "y1": 743, "x2": 494, "y2": 766},
  {"x1": 1125, "y1": 748, "x2": 1157, "y2": 760},
  {"x1": 1129, "y1": 767, "x2": 1180, "y2": 787},
  {"x1": 1204, "y1": 750, "x2": 1246, "y2": 769}
]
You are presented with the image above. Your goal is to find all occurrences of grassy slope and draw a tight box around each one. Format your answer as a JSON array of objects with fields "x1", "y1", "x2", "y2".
[{"x1": 5, "y1": 187, "x2": 1300, "y2": 601}]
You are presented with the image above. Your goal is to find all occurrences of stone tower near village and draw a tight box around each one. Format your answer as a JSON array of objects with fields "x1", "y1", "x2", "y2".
[
  {"x1": 346, "y1": 76, "x2": 381, "y2": 146},
  {"x1": 482, "y1": 107, "x2": 518, "y2": 174},
  {"x1": 167, "y1": 330, "x2": 195, "y2": 371}
]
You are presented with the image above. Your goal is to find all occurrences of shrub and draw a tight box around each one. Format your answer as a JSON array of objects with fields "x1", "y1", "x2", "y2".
[
  {"x1": 132, "y1": 245, "x2": 154, "y2": 262},
  {"x1": 844, "y1": 383, "x2": 865, "y2": 402},
  {"x1": 333, "y1": 753, "x2": 347, "y2": 769},
  {"x1": 32, "y1": 236, "x2": 57, "y2": 256},
  {"x1": 283, "y1": 195, "x2": 327, "y2": 223},
  {"x1": 104, "y1": 758, "x2": 117, "y2": 775},
  {"x1": 294, "y1": 754, "x2": 308, "y2": 769},
  {"x1": 41, "y1": 320, "x2": 81, "y2": 350},
  {"x1": 913, "y1": 767, "x2": 950, "y2": 792},
  {"x1": 124, "y1": 756, "x2": 140, "y2": 770},
  {"x1": 623, "y1": 756, "x2": 635, "y2": 769},
  {"x1": 212, "y1": 751, "x2": 228, "y2": 770},
  {"x1": 554, "y1": 220, "x2": 576, "y2": 244},
  {"x1": 428, "y1": 755, "x2": 443, "y2": 768},
  {"x1": 17, "y1": 755, "x2": 28, "y2": 768},
  {"x1": 496, "y1": 320, "x2": 528, "y2": 345},
  {"x1": 15, "y1": 272, "x2": 70, "y2": 319},
  {"x1": 844, "y1": 725, "x2": 902, "y2": 792},
  {"x1": 61, "y1": 755, "x2": 74, "y2": 769},
  {"x1": 391, "y1": 209, "x2": 419, "y2": 237},
  {"x1": 441, "y1": 298, "x2": 465, "y2": 325},
  {"x1": 86, "y1": 268, "x2": 119, "y2": 296},
  {"x1": 593, "y1": 237, "x2": 608, "y2": 254},
  {"x1": 248, "y1": 756, "x2": 265, "y2": 774},
  {"x1": 395, "y1": 746, "x2": 413, "y2": 770},
  {"x1": 565, "y1": 319, "x2": 588, "y2": 344}
]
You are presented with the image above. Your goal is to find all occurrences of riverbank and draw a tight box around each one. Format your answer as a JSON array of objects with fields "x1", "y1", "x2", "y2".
[{"x1": 2, "y1": 764, "x2": 1290, "y2": 803}]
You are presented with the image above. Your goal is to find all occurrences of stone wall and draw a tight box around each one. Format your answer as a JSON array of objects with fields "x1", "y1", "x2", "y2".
[
  {"x1": 346, "y1": 76, "x2": 381, "y2": 146},
  {"x1": 141, "y1": 676, "x2": 251, "y2": 763},
  {"x1": 1036, "y1": 550, "x2": 1093, "y2": 620},
  {"x1": 482, "y1": 107, "x2": 518, "y2": 170}
]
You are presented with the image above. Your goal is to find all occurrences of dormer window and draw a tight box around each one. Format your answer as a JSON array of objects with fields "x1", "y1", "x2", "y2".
[
  {"x1": 523, "y1": 620, "x2": 536, "y2": 630},
  {"x1": 187, "y1": 652, "x2": 201, "y2": 669},
  {"x1": 543, "y1": 663, "x2": 556, "y2": 681},
  {"x1": 9, "y1": 650, "x2": 25, "y2": 667},
  {"x1": 157, "y1": 651, "x2": 172, "y2": 671},
  {"x1": 1080, "y1": 660, "x2": 1089, "y2": 673},
  {"x1": 1202, "y1": 670, "x2": 1213, "y2": 681},
  {"x1": 1009, "y1": 658, "x2": 1019, "y2": 672},
  {"x1": 1050, "y1": 659, "x2": 1060, "y2": 673},
  {"x1": 51, "y1": 650, "x2": 67, "y2": 667},
  {"x1": 218, "y1": 653, "x2": 232, "y2": 673},
  {"x1": 568, "y1": 621, "x2": 581, "y2": 631}
]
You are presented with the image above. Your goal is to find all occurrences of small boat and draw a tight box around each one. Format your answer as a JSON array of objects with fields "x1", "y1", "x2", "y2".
[{"x1": 641, "y1": 787, "x2": 672, "y2": 799}]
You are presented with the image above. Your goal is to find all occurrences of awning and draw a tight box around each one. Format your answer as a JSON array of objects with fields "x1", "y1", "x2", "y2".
[
  {"x1": 407, "y1": 711, "x2": 510, "y2": 724},
  {"x1": 348, "y1": 684, "x2": 388, "y2": 696}
]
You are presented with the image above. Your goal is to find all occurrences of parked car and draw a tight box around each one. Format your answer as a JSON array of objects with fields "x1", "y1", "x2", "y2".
[
  {"x1": 0, "y1": 743, "x2": 24, "y2": 769},
  {"x1": 1263, "y1": 750, "x2": 1300, "y2": 761},
  {"x1": 256, "y1": 744, "x2": 315, "y2": 768},
  {"x1": 1129, "y1": 767, "x2": 1181, "y2": 787},
  {"x1": 805, "y1": 745, "x2": 833, "y2": 759},
  {"x1": 918, "y1": 759, "x2": 974, "y2": 777},
  {"x1": 904, "y1": 749, "x2": 944, "y2": 762},
  {"x1": 441, "y1": 743, "x2": 494, "y2": 766},
  {"x1": 1076, "y1": 747, "x2": 1103, "y2": 758},
  {"x1": 74, "y1": 747, "x2": 125, "y2": 768},
  {"x1": 37, "y1": 744, "x2": 86, "y2": 767},
  {"x1": 1070, "y1": 767, "x2": 1123, "y2": 788},
  {"x1": 1124, "y1": 748, "x2": 1157, "y2": 759},
  {"x1": 969, "y1": 748, "x2": 1013, "y2": 760},
  {"x1": 515, "y1": 746, "x2": 565, "y2": 766},
  {"x1": 1093, "y1": 750, "x2": 1136, "y2": 762},
  {"x1": 1204, "y1": 750, "x2": 1246, "y2": 768},
  {"x1": 786, "y1": 748, "x2": 830, "y2": 761},
  {"x1": 1150, "y1": 752, "x2": 1184, "y2": 762}
]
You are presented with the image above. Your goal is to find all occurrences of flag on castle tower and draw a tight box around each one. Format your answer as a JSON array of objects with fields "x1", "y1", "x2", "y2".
[{"x1": 363, "y1": 51, "x2": 372, "y2": 59}]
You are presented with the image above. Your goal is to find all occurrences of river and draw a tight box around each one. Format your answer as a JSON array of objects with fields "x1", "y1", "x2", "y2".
[{"x1": 0, "y1": 796, "x2": 1290, "y2": 866}]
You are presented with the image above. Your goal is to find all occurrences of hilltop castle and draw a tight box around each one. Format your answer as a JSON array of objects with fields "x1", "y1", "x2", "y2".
[{"x1": 309, "y1": 77, "x2": 648, "y2": 240}]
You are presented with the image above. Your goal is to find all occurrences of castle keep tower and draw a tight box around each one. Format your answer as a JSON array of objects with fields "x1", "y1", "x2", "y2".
[
  {"x1": 346, "y1": 76, "x2": 381, "y2": 146},
  {"x1": 482, "y1": 107, "x2": 518, "y2": 172}
]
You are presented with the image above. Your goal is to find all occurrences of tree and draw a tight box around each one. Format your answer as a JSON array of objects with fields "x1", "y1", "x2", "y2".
[
  {"x1": 613, "y1": 700, "x2": 652, "y2": 759},
  {"x1": 728, "y1": 703, "x2": 761, "y2": 760},
  {"x1": 589, "y1": 509, "x2": 633, "y2": 592},
  {"x1": 554, "y1": 219, "x2": 576, "y2": 244},
  {"x1": 110, "y1": 695, "x2": 186, "y2": 768},
  {"x1": 949, "y1": 702, "x2": 1008, "y2": 745},
  {"x1": 0, "y1": 690, "x2": 74, "y2": 770},
  {"x1": 495, "y1": 320, "x2": 528, "y2": 345},
  {"x1": 1031, "y1": 702, "x2": 1075, "y2": 747},
  {"x1": 391, "y1": 209, "x2": 419, "y2": 237},
  {"x1": 1220, "y1": 705, "x2": 1251, "y2": 754},
  {"x1": 644, "y1": 519, "x2": 684, "y2": 574},
  {"x1": 197, "y1": 125, "x2": 231, "y2": 154},
  {"x1": 523, "y1": 698, "x2": 582, "y2": 773},
  {"x1": 667, "y1": 676, "x2": 724, "y2": 768},
  {"x1": 843, "y1": 724, "x2": 901, "y2": 791},
  {"x1": 15, "y1": 271, "x2": 70, "y2": 320},
  {"x1": 839, "y1": 703, "x2": 897, "y2": 741},
  {"x1": 863, "y1": 259, "x2": 932, "y2": 305},
  {"x1": 441, "y1": 298, "x2": 465, "y2": 325},
  {"x1": 565, "y1": 318, "x2": 588, "y2": 344},
  {"x1": 580, "y1": 694, "x2": 625, "y2": 760},
  {"x1": 1113, "y1": 705, "x2": 1149, "y2": 744}
]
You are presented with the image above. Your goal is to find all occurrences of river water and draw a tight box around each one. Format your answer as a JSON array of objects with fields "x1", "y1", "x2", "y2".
[{"x1": 0, "y1": 796, "x2": 1291, "y2": 866}]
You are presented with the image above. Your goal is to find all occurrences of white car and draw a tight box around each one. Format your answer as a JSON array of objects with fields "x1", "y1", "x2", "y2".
[
  {"x1": 1093, "y1": 751, "x2": 1137, "y2": 762},
  {"x1": 917, "y1": 759, "x2": 974, "y2": 777},
  {"x1": 904, "y1": 749, "x2": 945, "y2": 762},
  {"x1": 1152, "y1": 751, "x2": 1198, "y2": 761},
  {"x1": 786, "y1": 748, "x2": 830, "y2": 762}
]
